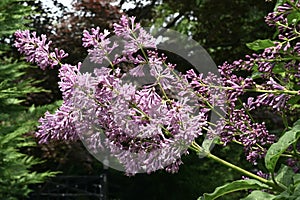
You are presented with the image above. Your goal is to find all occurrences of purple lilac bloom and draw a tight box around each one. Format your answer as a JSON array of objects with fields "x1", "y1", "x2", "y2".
[
  {"x1": 147, "y1": 51, "x2": 177, "y2": 90},
  {"x1": 184, "y1": 64, "x2": 278, "y2": 164},
  {"x1": 217, "y1": 61, "x2": 287, "y2": 162},
  {"x1": 77, "y1": 16, "x2": 209, "y2": 174},
  {"x1": 184, "y1": 69, "x2": 227, "y2": 123},
  {"x1": 58, "y1": 63, "x2": 81, "y2": 100},
  {"x1": 82, "y1": 27, "x2": 118, "y2": 65},
  {"x1": 113, "y1": 15, "x2": 156, "y2": 56},
  {"x1": 14, "y1": 30, "x2": 68, "y2": 70},
  {"x1": 256, "y1": 170, "x2": 270, "y2": 180},
  {"x1": 36, "y1": 63, "x2": 82, "y2": 143},
  {"x1": 287, "y1": 158, "x2": 300, "y2": 173},
  {"x1": 71, "y1": 64, "x2": 208, "y2": 174},
  {"x1": 36, "y1": 103, "x2": 78, "y2": 143},
  {"x1": 263, "y1": 1, "x2": 300, "y2": 82},
  {"x1": 220, "y1": 1, "x2": 300, "y2": 84},
  {"x1": 14, "y1": 30, "x2": 81, "y2": 143},
  {"x1": 104, "y1": 71, "x2": 207, "y2": 174},
  {"x1": 216, "y1": 3, "x2": 300, "y2": 165},
  {"x1": 219, "y1": 108, "x2": 276, "y2": 164},
  {"x1": 244, "y1": 78, "x2": 290, "y2": 111}
]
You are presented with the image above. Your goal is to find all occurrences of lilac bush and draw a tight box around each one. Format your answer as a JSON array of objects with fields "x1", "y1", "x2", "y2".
[{"x1": 14, "y1": 1, "x2": 300, "y2": 199}]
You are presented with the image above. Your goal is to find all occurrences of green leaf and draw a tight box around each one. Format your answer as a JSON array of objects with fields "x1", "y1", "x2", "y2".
[
  {"x1": 249, "y1": 64, "x2": 263, "y2": 79},
  {"x1": 241, "y1": 190, "x2": 276, "y2": 200},
  {"x1": 246, "y1": 39, "x2": 275, "y2": 51},
  {"x1": 287, "y1": 95, "x2": 300, "y2": 105},
  {"x1": 252, "y1": 64, "x2": 259, "y2": 72},
  {"x1": 275, "y1": 165, "x2": 295, "y2": 187},
  {"x1": 287, "y1": 11, "x2": 300, "y2": 25},
  {"x1": 293, "y1": 174, "x2": 300, "y2": 185},
  {"x1": 251, "y1": 72, "x2": 263, "y2": 79},
  {"x1": 272, "y1": 63, "x2": 285, "y2": 74},
  {"x1": 294, "y1": 184, "x2": 300, "y2": 198},
  {"x1": 275, "y1": 181, "x2": 300, "y2": 200},
  {"x1": 202, "y1": 137, "x2": 219, "y2": 152},
  {"x1": 198, "y1": 179, "x2": 271, "y2": 200},
  {"x1": 265, "y1": 119, "x2": 300, "y2": 173},
  {"x1": 28, "y1": 104, "x2": 35, "y2": 113}
]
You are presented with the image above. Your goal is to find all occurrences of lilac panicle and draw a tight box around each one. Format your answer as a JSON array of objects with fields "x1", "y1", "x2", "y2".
[
  {"x1": 36, "y1": 63, "x2": 81, "y2": 143},
  {"x1": 14, "y1": 30, "x2": 68, "y2": 70},
  {"x1": 36, "y1": 103, "x2": 78, "y2": 143},
  {"x1": 185, "y1": 69, "x2": 227, "y2": 111},
  {"x1": 218, "y1": 108, "x2": 276, "y2": 164},
  {"x1": 219, "y1": 1, "x2": 300, "y2": 87},
  {"x1": 113, "y1": 15, "x2": 139, "y2": 38},
  {"x1": 58, "y1": 63, "x2": 81, "y2": 100},
  {"x1": 14, "y1": 29, "x2": 80, "y2": 143},
  {"x1": 113, "y1": 15, "x2": 156, "y2": 55},
  {"x1": 217, "y1": 55, "x2": 293, "y2": 164},
  {"x1": 78, "y1": 16, "x2": 211, "y2": 174},
  {"x1": 94, "y1": 66, "x2": 208, "y2": 174},
  {"x1": 82, "y1": 15, "x2": 156, "y2": 69},
  {"x1": 82, "y1": 27, "x2": 118, "y2": 64}
]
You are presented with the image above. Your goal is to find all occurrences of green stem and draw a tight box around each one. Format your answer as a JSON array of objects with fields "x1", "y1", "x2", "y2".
[
  {"x1": 190, "y1": 142, "x2": 287, "y2": 192},
  {"x1": 247, "y1": 88, "x2": 298, "y2": 95},
  {"x1": 206, "y1": 152, "x2": 287, "y2": 191},
  {"x1": 206, "y1": 153, "x2": 265, "y2": 183},
  {"x1": 258, "y1": 56, "x2": 300, "y2": 62},
  {"x1": 188, "y1": 81, "x2": 299, "y2": 95}
]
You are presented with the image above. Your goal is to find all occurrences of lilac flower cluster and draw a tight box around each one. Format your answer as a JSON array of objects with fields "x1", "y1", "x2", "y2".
[
  {"x1": 14, "y1": 30, "x2": 80, "y2": 143},
  {"x1": 207, "y1": 63, "x2": 278, "y2": 163},
  {"x1": 15, "y1": 15, "x2": 208, "y2": 175},
  {"x1": 79, "y1": 18, "x2": 209, "y2": 173},
  {"x1": 167, "y1": 57, "x2": 278, "y2": 164},
  {"x1": 185, "y1": 69, "x2": 225, "y2": 108},
  {"x1": 36, "y1": 63, "x2": 81, "y2": 143},
  {"x1": 260, "y1": 1, "x2": 300, "y2": 80},
  {"x1": 215, "y1": 1, "x2": 300, "y2": 164},
  {"x1": 113, "y1": 15, "x2": 156, "y2": 55},
  {"x1": 14, "y1": 3, "x2": 300, "y2": 174},
  {"x1": 77, "y1": 16, "x2": 211, "y2": 174},
  {"x1": 220, "y1": 108, "x2": 276, "y2": 163},
  {"x1": 14, "y1": 30, "x2": 68, "y2": 70}
]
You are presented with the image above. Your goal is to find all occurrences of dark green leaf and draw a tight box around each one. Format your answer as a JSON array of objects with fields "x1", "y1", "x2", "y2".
[
  {"x1": 293, "y1": 174, "x2": 300, "y2": 185},
  {"x1": 241, "y1": 190, "x2": 276, "y2": 200},
  {"x1": 246, "y1": 39, "x2": 275, "y2": 51},
  {"x1": 287, "y1": 11, "x2": 300, "y2": 24},
  {"x1": 272, "y1": 63, "x2": 285, "y2": 74},
  {"x1": 251, "y1": 72, "x2": 263, "y2": 79},
  {"x1": 275, "y1": 165, "x2": 295, "y2": 187},
  {"x1": 195, "y1": 0, "x2": 202, "y2": 6},
  {"x1": 198, "y1": 179, "x2": 271, "y2": 200},
  {"x1": 274, "y1": 190, "x2": 291, "y2": 200},
  {"x1": 265, "y1": 119, "x2": 300, "y2": 173},
  {"x1": 294, "y1": 184, "x2": 300, "y2": 198},
  {"x1": 287, "y1": 95, "x2": 300, "y2": 105}
]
